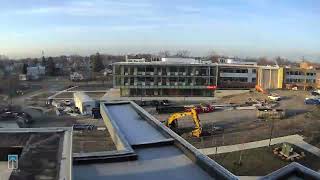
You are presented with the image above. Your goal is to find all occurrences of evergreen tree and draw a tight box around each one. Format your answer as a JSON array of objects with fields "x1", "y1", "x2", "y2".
[
  {"x1": 22, "y1": 63, "x2": 28, "y2": 74},
  {"x1": 91, "y1": 52, "x2": 104, "y2": 72},
  {"x1": 47, "y1": 57, "x2": 55, "y2": 76}
]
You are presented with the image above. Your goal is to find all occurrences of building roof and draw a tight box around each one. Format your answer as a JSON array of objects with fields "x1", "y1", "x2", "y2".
[
  {"x1": 73, "y1": 91, "x2": 94, "y2": 102},
  {"x1": 161, "y1": 57, "x2": 198, "y2": 64},
  {"x1": 0, "y1": 128, "x2": 72, "y2": 180},
  {"x1": 73, "y1": 101, "x2": 238, "y2": 180},
  {"x1": 261, "y1": 162, "x2": 320, "y2": 180}
]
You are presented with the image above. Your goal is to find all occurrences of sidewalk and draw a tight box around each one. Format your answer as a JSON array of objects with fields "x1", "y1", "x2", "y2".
[{"x1": 199, "y1": 134, "x2": 320, "y2": 158}]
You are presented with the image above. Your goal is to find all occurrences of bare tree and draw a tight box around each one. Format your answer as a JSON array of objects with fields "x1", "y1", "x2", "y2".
[
  {"x1": 257, "y1": 57, "x2": 274, "y2": 66},
  {"x1": 158, "y1": 50, "x2": 171, "y2": 57},
  {"x1": 175, "y1": 50, "x2": 190, "y2": 58},
  {"x1": 207, "y1": 51, "x2": 220, "y2": 63}
]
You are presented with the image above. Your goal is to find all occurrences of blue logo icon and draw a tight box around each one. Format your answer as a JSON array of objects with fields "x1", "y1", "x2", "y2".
[{"x1": 8, "y1": 154, "x2": 18, "y2": 170}]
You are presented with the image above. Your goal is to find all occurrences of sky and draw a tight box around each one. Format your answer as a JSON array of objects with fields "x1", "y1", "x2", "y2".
[{"x1": 0, "y1": 0, "x2": 319, "y2": 60}]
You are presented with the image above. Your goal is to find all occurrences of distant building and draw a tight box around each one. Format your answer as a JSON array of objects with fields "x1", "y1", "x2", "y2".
[
  {"x1": 70, "y1": 72, "x2": 85, "y2": 81},
  {"x1": 26, "y1": 65, "x2": 45, "y2": 80},
  {"x1": 19, "y1": 74, "x2": 27, "y2": 81},
  {"x1": 125, "y1": 55, "x2": 146, "y2": 63},
  {"x1": 300, "y1": 61, "x2": 314, "y2": 70},
  {"x1": 283, "y1": 67, "x2": 317, "y2": 90}
]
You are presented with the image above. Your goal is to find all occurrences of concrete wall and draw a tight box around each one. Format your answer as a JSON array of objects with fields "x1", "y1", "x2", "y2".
[{"x1": 99, "y1": 102, "x2": 132, "y2": 151}]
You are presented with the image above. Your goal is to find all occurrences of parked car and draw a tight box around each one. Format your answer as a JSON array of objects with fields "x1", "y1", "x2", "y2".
[
  {"x1": 160, "y1": 100, "x2": 170, "y2": 106},
  {"x1": 268, "y1": 94, "x2": 281, "y2": 101},
  {"x1": 305, "y1": 98, "x2": 320, "y2": 105},
  {"x1": 211, "y1": 126, "x2": 224, "y2": 134},
  {"x1": 311, "y1": 90, "x2": 320, "y2": 96},
  {"x1": 0, "y1": 112, "x2": 16, "y2": 120},
  {"x1": 64, "y1": 100, "x2": 72, "y2": 106}
]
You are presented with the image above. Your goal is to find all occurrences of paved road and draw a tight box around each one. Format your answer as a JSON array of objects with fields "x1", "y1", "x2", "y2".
[
  {"x1": 199, "y1": 134, "x2": 320, "y2": 158},
  {"x1": 11, "y1": 88, "x2": 48, "y2": 105},
  {"x1": 47, "y1": 86, "x2": 78, "y2": 99}
]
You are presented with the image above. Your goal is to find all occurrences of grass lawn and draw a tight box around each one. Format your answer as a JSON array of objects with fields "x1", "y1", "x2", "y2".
[{"x1": 209, "y1": 144, "x2": 320, "y2": 176}]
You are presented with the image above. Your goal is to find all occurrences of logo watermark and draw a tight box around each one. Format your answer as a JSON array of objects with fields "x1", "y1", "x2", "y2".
[{"x1": 8, "y1": 154, "x2": 18, "y2": 170}]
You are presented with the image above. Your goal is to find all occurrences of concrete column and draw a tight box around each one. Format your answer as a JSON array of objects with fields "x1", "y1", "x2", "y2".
[
  {"x1": 120, "y1": 66, "x2": 125, "y2": 85},
  {"x1": 120, "y1": 66, "x2": 124, "y2": 75},
  {"x1": 134, "y1": 67, "x2": 137, "y2": 75},
  {"x1": 112, "y1": 65, "x2": 116, "y2": 87},
  {"x1": 248, "y1": 68, "x2": 253, "y2": 83}
]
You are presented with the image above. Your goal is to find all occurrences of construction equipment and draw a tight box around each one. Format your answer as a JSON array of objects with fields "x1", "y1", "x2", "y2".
[
  {"x1": 185, "y1": 103, "x2": 214, "y2": 114},
  {"x1": 166, "y1": 108, "x2": 202, "y2": 137},
  {"x1": 255, "y1": 85, "x2": 267, "y2": 94}
]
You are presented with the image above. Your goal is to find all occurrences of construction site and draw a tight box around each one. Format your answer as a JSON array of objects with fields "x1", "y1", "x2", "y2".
[{"x1": 0, "y1": 59, "x2": 320, "y2": 179}]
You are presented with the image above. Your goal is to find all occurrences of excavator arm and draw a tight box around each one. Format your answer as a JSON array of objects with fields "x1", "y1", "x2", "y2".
[{"x1": 166, "y1": 108, "x2": 202, "y2": 137}]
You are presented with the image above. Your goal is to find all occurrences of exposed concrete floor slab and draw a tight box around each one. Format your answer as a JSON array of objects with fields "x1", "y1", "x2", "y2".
[
  {"x1": 106, "y1": 104, "x2": 170, "y2": 145},
  {"x1": 74, "y1": 146, "x2": 214, "y2": 180}
]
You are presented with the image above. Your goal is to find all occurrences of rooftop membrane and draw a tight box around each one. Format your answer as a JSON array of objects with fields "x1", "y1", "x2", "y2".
[{"x1": 74, "y1": 101, "x2": 237, "y2": 180}]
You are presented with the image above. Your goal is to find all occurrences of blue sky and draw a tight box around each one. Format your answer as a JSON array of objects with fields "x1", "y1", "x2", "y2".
[{"x1": 0, "y1": 0, "x2": 319, "y2": 60}]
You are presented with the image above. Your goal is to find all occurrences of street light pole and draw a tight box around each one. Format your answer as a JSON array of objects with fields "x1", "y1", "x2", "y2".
[{"x1": 269, "y1": 118, "x2": 275, "y2": 146}]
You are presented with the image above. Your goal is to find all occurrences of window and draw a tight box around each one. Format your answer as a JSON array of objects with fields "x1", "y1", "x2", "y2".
[
  {"x1": 252, "y1": 69, "x2": 256, "y2": 73},
  {"x1": 252, "y1": 78, "x2": 256, "y2": 83}
]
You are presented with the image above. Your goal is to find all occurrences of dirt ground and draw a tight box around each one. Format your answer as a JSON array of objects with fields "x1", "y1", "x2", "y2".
[
  {"x1": 73, "y1": 130, "x2": 116, "y2": 153},
  {"x1": 209, "y1": 144, "x2": 320, "y2": 176},
  {"x1": 148, "y1": 90, "x2": 320, "y2": 148},
  {"x1": 27, "y1": 110, "x2": 117, "y2": 153}
]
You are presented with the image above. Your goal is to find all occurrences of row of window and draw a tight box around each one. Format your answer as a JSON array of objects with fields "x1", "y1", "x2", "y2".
[
  {"x1": 286, "y1": 79, "x2": 316, "y2": 83},
  {"x1": 286, "y1": 71, "x2": 316, "y2": 76},
  {"x1": 219, "y1": 77, "x2": 256, "y2": 83},
  {"x1": 220, "y1": 68, "x2": 256, "y2": 74}
]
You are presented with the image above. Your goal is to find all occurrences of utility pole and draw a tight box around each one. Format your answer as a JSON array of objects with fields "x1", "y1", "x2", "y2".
[{"x1": 269, "y1": 118, "x2": 275, "y2": 146}]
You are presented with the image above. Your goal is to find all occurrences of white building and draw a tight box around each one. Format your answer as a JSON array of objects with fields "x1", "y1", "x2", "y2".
[
  {"x1": 161, "y1": 58, "x2": 199, "y2": 64},
  {"x1": 70, "y1": 72, "x2": 85, "y2": 81},
  {"x1": 73, "y1": 92, "x2": 96, "y2": 115},
  {"x1": 125, "y1": 55, "x2": 146, "y2": 63},
  {"x1": 218, "y1": 57, "x2": 257, "y2": 66},
  {"x1": 27, "y1": 65, "x2": 45, "y2": 80}
]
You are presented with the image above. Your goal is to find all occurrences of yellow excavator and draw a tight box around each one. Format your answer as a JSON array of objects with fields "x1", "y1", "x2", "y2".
[{"x1": 166, "y1": 108, "x2": 202, "y2": 137}]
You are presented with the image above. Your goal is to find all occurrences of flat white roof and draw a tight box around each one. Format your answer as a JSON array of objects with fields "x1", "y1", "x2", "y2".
[{"x1": 74, "y1": 92, "x2": 94, "y2": 102}]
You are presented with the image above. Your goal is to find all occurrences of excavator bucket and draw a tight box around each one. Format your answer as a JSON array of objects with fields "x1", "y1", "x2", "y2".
[{"x1": 191, "y1": 128, "x2": 202, "y2": 138}]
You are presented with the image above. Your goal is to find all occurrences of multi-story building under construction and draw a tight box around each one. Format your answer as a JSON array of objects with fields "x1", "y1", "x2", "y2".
[{"x1": 113, "y1": 58, "x2": 218, "y2": 97}]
